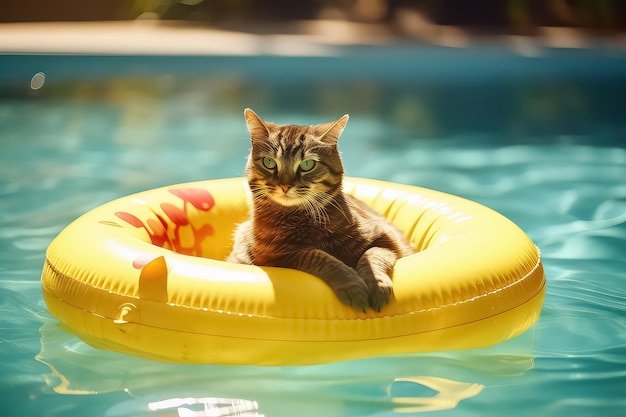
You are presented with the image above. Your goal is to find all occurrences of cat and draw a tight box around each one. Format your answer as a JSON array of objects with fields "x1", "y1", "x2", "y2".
[{"x1": 227, "y1": 109, "x2": 413, "y2": 312}]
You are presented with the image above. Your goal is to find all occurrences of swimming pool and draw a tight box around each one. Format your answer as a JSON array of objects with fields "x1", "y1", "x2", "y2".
[{"x1": 1, "y1": 46, "x2": 625, "y2": 417}]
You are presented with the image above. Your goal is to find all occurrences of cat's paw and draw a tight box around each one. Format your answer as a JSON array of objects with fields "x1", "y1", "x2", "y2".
[
  {"x1": 335, "y1": 279, "x2": 370, "y2": 313},
  {"x1": 368, "y1": 275, "x2": 393, "y2": 313}
]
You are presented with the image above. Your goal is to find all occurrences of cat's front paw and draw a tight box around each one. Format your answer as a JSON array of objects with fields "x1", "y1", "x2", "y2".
[
  {"x1": 368, "y1": 276, "x2": 393, "y2": 313},
  {"x1": 334, "y1": 279, "x2": 370, "y2": 313}
]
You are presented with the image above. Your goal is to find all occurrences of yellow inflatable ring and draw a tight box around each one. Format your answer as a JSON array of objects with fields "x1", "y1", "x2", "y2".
[{"x1": 41, "y1": 177, "x2": 545, "y2": 365}]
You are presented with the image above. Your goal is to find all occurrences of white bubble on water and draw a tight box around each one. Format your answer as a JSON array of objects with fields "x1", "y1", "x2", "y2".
[{"x1": 30, "y1": 72, "x2": 46, "y2": 90}]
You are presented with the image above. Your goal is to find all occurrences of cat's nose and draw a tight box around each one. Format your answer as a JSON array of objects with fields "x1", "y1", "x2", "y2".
[{"x1": 280, "y1": 185, "x2": 291, "y2": 193}]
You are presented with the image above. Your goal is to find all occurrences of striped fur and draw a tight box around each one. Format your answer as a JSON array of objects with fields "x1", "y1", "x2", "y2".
[{"x1": 227, "y1": 109, "x2": 413, "y2": 312}]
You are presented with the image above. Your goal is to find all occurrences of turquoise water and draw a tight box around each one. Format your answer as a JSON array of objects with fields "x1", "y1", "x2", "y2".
[{"x1": 1, "y1": 49, "x2": 625, "y2": 417}]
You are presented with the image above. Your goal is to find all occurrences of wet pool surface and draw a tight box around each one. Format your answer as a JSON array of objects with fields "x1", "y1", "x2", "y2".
[{"x1": 1, "y1": 48, "x2": 625, "y2": 417}]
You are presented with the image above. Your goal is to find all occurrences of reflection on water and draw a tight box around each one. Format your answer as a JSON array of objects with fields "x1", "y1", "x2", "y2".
[
  {"x1": 149, "y1": 397, "x2": 262, "y2": 417},
  {"x1": 37, "y1": 321, "x2": 530, "y2": 416},
  {"x1": 389, "y1": 377, "x2": 484, "y2": 413}
]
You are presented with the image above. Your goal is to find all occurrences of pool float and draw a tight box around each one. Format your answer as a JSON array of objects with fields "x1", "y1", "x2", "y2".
[{"x1": 41, "y1": 177, "x2": 545, "y2": 365}]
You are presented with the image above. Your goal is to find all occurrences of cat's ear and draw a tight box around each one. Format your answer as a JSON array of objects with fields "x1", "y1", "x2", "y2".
[
  {"x1": 244, "y1": 108, "x2": 270, "y2": 143},
  {"x1": 318, "y1": 114, "x2": 349, "y2": 144}
]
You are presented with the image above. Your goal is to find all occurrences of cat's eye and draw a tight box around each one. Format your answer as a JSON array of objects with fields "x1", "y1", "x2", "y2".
[
  {"x1": 262, "y1": 157, "x2": 277, "y2": 170},
  {"x1": 299, "y1": 160, "x2": 316, "y2": 172}
]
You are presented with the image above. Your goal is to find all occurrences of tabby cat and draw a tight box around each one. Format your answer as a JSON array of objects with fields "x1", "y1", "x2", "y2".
[{"x1": 227, "y1": 109, "x2": 413, "y2": 312}]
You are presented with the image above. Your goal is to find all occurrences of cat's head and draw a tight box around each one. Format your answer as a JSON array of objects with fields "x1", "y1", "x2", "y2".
[{"x1": 243, "y1": 108, "x2": 348, "y2": 208}]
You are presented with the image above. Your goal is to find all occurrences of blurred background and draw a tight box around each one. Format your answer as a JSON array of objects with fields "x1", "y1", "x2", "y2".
[
  {"x1": 1, "y1": 0, "x2": 625, "y2": 147},
  {"x1": 2, "y1": 0, "x2": 626, "y2": 36}
]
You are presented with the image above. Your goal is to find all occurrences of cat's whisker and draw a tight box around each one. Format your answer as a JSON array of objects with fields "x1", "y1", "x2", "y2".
[
  {"x1": 248, "y1": 182, "x2": 272, "y2": 204},
  {"x1": 233, "y1": 196, "x2": 251, "y2": 218},
  {"x1": 300, "y1": 193, "x2": 327, "y2": 226},
  {"x1": 312, "y1": 196, "x2": 329, "y2": 225},
  {"x1": 303, "y1": 191, "x2": 325, "y2": 217},
  {"x1": 313, "y1": 200, "x2": 330, "y2": 226},
  {"x1": 316, "y1": 200, "x2": 332, "y2": 226},
  {"x1": 315, "y1": 190, "x2": 351, "y2": 224}
]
